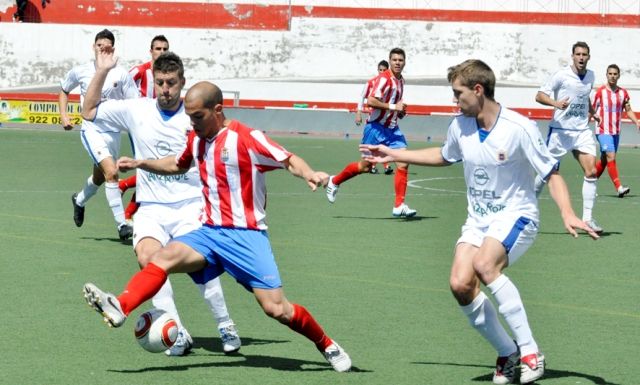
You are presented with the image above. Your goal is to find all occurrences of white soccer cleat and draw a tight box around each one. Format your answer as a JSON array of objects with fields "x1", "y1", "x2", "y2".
[
  {"x1": 323, "y1": 341, "x2": 351, "y2": 372},
  {"x1": 83, "y1": 283, "x2": 126, "y2": 328},
  {"x1": 218, "y1": 321, "x2": 241, "y2": 354},
  {"x1": 165, "y1": 327, "x2": 193, "y2": 356},
  {"x1": 392, "y1": 203, "x2": 417, "y2": 218},
  {"x1": 492, "y1": 351, "x2": 519, "y2": 384},
  {"x1": 520, "y1": 352, "x2": 545, "y2": 384},
  {"x1": 326, "y1": 176, "x2": 339, "y2": 203},
  {"x1": 617, "y1": 185, "x2": 630, "y2": 198},
  {"x1": 585, "y1": 219, "x2": 603, "y2": 234}
]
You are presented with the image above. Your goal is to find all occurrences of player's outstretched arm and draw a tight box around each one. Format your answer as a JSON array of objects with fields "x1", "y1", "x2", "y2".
[
  {"x1": 117, "y1": 156, "x2": 186, "y2": 175},
  {"x1": 359, "y1": 144, "x2": 449, "y2": 167},
  {"x1": 284, "y1": 154, "x2": 329, "y2": 191},
  {"x1": 547, "y1": 171, "x2": 599, "y2": 240},
  {"x1": 81, "y1": 46, "x2": 119, "y2": 121}
]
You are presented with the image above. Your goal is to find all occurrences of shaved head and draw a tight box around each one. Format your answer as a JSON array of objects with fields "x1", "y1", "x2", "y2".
[{"x1": 185, "y1": 81, "x2": 223, "y2": 109}]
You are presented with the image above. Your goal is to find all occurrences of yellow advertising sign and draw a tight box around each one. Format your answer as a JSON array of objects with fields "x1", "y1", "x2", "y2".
[{"x1": 0, "y1": 100, "x2": 82, "y2": 125}]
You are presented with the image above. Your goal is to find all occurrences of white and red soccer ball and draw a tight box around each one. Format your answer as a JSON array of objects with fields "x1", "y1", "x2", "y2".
[{"x1": 134, "y1": 309, "x2": 178, "y2": 353}]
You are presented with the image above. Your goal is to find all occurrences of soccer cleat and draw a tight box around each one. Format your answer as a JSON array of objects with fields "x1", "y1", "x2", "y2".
[
  {"x1": 165, "y1": 327, "x2": 193, "y2": 356},
  {"x1": 520, "y1": 352, "x2": 545, "y2": 384},
  {"x1": 83, "y1": 283, "x2": 126, "y2": 328},
  {"x1": 218, "y1": 321, "x2": 241, "y2": 354},
  {"x1": 71, "y1": 193, "x2": 85, "y2": 227},
  {"x1": 323, "y1": 341, "x2": 351, "y2": 372},
  {"x1": 369, "y1": 166, "x2": 379, "y2": 174},
  {"x1": 492, "y1": 351, "x2": 519, "y2": 384},
  {"x1": 326, "y1": 176, "x2": 339, "y2": 203},
  {"x1": 392, "y1": 203, "x2": 417, "y2": 218},
  {"x1": 118, "y1": 222, "x2": 134, "y2": 241},
  {"x1": 585, "y1": 219, "x2": 603, "y2": 234},
  {"x1": 617, "y1": 185, "x2": 630, "y2": 198},
  {"x1": 384, "y1": 166, "x2": 394, "y2": 175}
]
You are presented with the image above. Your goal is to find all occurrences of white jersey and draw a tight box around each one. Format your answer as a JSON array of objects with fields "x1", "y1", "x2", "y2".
[
  {"x1": 60, "y1": 61, "x2": 140, "y2": 132},
  {"x1": 441, "y1": 107, "x2": 558, "y2": 228},
  {"x1": 538, "y1": 65, "x2": 595, "y2": 131},
  {"x1": 91, "y1": 98, "x2": 201, "y2": 204}
]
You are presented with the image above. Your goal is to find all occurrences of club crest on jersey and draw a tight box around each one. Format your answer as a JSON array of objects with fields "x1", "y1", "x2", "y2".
[
  {"x1": 221, "y1": 147, "x2": 229, "y2": 163},
  {"x1": 497, "y1": 150, "x2": 507, "y2": 162}
]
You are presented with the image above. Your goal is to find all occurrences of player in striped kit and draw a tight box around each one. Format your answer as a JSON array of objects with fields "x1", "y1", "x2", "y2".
[
  {"x1": 355, "y1": 60, "x2": 393, "y2": 175},
  {"x1": 118, "y1": 35, "x2": 172, "y2": 222},
  {"x1": 82, "y1": 51, "x2": 241, "y2": 356},
  {"x1": 82, "y1": 75, "x2": 351, "y2": 370},
  {"x1": 361, "y1": 59, "x2": 599, "y2": 384},
  {"x1": 60, "y1": 29, "x2": 138, "y2": 240},
  {"x1": 592, "y1": 64, "x2": 640, "y2": 198},
  {"x1": 327, "y1": 47, "x2": 416, "y2": 217},
  {"x1": 535, "y1": 41, "x2": 603, "y2": 233}
]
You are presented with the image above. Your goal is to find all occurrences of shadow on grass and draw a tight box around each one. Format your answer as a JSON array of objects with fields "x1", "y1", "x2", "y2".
[
  {"x1": 538, "y1": 231, "x2": 621, "y2": 238},
  {"x1": 413, "y1": 361, "x2": 621, "y2": 385},
  {"x1": 332, "y1": 215, "x2": 434, "y2": 221},
  {"x1": 82, "y1": 236, "x2": 133, "y2": 246},
  {"x1": 193, "y1": 336, "x2": 289, "y2": 354},
  {"x1": 108, "y1": 352, "x2": 370, "y2": 373}
]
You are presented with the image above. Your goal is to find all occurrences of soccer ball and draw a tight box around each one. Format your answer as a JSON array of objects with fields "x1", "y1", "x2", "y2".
[{"x1": 134, "y1": 309, "x2": 179, "y2": 353}]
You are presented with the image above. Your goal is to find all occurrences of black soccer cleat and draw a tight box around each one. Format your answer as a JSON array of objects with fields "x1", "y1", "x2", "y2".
[
  {"x1": 118, "y1": 223, "x2": 133, "y2": 241},
  {"x1": 71, "y1": 193, "x2": 85, "y2": 227}
]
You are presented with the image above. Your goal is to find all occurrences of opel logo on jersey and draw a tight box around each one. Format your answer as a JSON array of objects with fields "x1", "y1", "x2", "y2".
[
  {"x1": 155, "y1": 140, "x2": 171, "y2": 156},
  {"x1": 473, "y1": 168, "x2": 489, "y2": 186}
]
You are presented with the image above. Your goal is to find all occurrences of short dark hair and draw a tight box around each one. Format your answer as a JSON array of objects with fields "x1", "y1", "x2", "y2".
[
  {"x1": 447, "y1": 59, "x2": 496, "y2": 99},
  {"x1": 572, "y1": 41, "x2": 590, "y2": 55},
  {"x1": 389, "y1": 47, "x2": 405, "y2": 60},
  {"x1": 150, "y1": 35, "x2": 169, "y2": 49},
  {"x1": 378, "y1": 60, "x2": 389, "y2": 69},
  {"x1": 153, "y1": 52, "x2": 184, "y2": 79},
  {"x1": 94, "y1": 29, "x2": 115, "y2": 46},
  {"x1": 607, "y1": 64, "x2": 620, "y2": 73}
]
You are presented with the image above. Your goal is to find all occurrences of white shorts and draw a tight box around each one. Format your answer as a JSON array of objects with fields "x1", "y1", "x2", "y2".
[
  {"x1": 546, "y1": 128, "x2": 597, "y2": 159},
  {"x1": 133, "y1": 198, "x2": 203, "y2": 248},
  {"x1": 457, "y1": 215, "x2": 539, "y2": 265},
  {"x1": 81, "y1": 128, "x2": 121, "y2": 165}
]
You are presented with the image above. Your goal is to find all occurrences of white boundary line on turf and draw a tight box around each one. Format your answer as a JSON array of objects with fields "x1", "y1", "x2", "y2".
[{"x1": 407, "y1": 177, "x2": 466, "y2": 194}]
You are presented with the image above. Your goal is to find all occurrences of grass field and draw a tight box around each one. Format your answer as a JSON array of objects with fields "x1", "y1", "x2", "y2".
[{"x1": 0, "y1": 127, "x2": 638, "y2": 385}]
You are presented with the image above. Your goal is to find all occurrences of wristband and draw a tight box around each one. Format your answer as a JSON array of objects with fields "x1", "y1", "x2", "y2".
[{"x1": 388, "y1": 103, "x2": 396, "y2": 111}]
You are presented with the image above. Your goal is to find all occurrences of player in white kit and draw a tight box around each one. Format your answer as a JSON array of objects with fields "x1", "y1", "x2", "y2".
[
  {"x1": 361, "y1": 59, "x2": 599, "y2": 384},
  {"x1": 82, "y1": 50, "x2": 241, "y2": 355},
  {"x1": 60, "y1": 29, "x2": 139, "y2": 240},
  {"x1": 535, "y1": 41, "x2": 603, "y2": 233}
]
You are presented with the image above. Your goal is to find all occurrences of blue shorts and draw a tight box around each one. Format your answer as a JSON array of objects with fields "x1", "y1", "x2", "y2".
[
  {"x1": 361, "y1": 121, "x2": 408, "y2": 149},
  {"x1": 173, "y1": 225, "x2": 282, "y2": 291},
  {"x1": 596, "y1": 134, "x2": 619, "y2": 153}
]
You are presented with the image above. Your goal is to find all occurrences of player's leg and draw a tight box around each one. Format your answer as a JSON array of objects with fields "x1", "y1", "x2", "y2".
[
  {"x1": 387, "y1": 129, "x2": 416, "y2": 217},
  {"x1": 83, "y1": 232, "x2": 209, "y2": 328},
  {"x1": 604, "y1": 135, "x2": 629, "y2": 197},
  {"x1": 451, "y1": 234, "x2": 519, "y2": 384},
  {"x1": 72, "y1": 131, "x2": 108, "y2": 226},
  {"x1": 474, "y1": 219, "x2": 544, "y2": 384},
  {"x1": 99, "y1": 131, "x2": 132, "y2": 240},
  {"x1": 575, "y1": 150, "x2": 601, "y2": 232}
]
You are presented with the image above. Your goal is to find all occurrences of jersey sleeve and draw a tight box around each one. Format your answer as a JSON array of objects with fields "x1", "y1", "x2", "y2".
[
  {"x1": 370, "y1": 75, "x2": 388, "y2": 100},
  {"x1": 176, "y1": 130, "x2": 196, "y2": 169},
  {"x1": 520, "y1": 119, "x2": 558, "y2": 181},
  {"x1": 538, "y1": 70, "x2": 561, "y2": 97},
  {"x1": 121, "y1": 71, "x2": 141, "y2": 99},
  {"x1": 60, "y1": 68, "x2": 79, "y2": 94},
  {"x1": 92, "y1": 99, "x2": 134, "y2": 132},
  {"x1": 356, "y1": 82, "x2": 368, "y2": 111},
  {"x1": 440, "y1": 118, "x2": 462, "y2": 163}
]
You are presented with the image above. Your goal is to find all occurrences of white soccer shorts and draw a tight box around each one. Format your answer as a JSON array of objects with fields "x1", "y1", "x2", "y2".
[
  {"x1": 546, "y1": 128, "x2": 597, "y2": 159},
  {"x1": 80, "y1": 128, "x2": 121, "y2": 165},
  {"x1": 133, "y1": 198, "x2": 202, "y2": 248}
]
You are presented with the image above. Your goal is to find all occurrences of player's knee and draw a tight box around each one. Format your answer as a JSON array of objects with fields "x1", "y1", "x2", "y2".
[
  {"x1": 449, "y1": 276, "x2": 474, "y2": 299},
  {"x1": 260, "y1": 301, "x2": 286, "y2": 321},
  {"x1": 136, "y1": 251, "x2": 152, "y2": 267}
]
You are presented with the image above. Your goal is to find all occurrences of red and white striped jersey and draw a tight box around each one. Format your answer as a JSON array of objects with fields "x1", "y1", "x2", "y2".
[
  {"x1": 357, "y1": 76, "x2": 377, "y2": 112},
  {"x1": 129, "y1": 61, "x2": 155, "y2": 98},
  {"x1": 176, "y1": 120, "x2": 291, "y2": 230},
  {"x1": 367, "y1": 69, "x2": 404, "y2": 128},
  {"x1": 592, "y1": 85, "x2": 630, "y2": 135}
]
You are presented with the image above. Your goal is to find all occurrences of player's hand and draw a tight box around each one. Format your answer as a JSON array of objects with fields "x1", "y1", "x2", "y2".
[
  {"x1": 592, "y1": 114, "x2": 601, "y2": 124},
  {"x1": 355, "y1": 112, "x2": 362, "y2": 126},
  {"x1": 94, "y1": 45, "x2": 118, "y2": 71},
  {"x1": 305, "y1": 171, "x2": 329, "y2": 190},
  {"x1": 117, "y1": 156, "x2": 138, "y2": 172},
  {"x1": 61, "y1": 115, "x2": 74, "y2": 131},
  {"x1": 556, "y1": 97, "x2": 570, "y2": 110},
  {"x1": 563, "y1": 215, "x2": 600, "y2": 240},
  {"x1": 359, "y1": 144, "x2": 394, "y2": 163}
]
